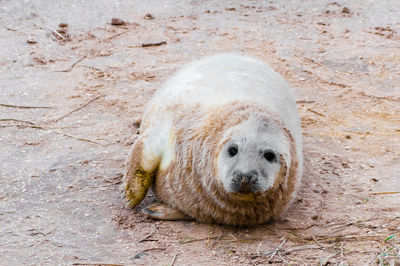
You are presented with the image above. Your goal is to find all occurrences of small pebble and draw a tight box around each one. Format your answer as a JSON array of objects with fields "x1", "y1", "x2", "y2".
[
  {"x1": 311, "y1": 215, "x2": 319, "y2": 220},
  {"x1": 144, "y1": 13, "x2": 155, "y2": 20},
  {"x1": 56, "y1": 29, "x2": 67, "y2": 34},
  {"x1": 58, "y1": 23, "x2": 68, "y2": 28},
  {"x1": 111, "y1": 18, "x2": 125, "y2": 26},
  {"x1": 133, "y1": 117, "x2": 142, "y2": 128},
  {"x1": 27, "y1": 37, "x2": 37, "y2": 44},
  {"x1": 342, "y1": 7, "x2": 350, "y2": 14}
]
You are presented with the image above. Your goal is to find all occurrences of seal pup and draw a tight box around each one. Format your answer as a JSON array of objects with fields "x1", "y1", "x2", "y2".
[{"x1": 124, "y1": 54, "x2": 303, "y2": 226}]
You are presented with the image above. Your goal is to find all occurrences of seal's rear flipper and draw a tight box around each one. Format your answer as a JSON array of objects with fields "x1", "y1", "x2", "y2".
[
  {"x1": 125, "y1": 135, "x2": 159, "y2": 208},
  {"x1": 142, "y1": 203, "x2": 193, "y2": 221}
]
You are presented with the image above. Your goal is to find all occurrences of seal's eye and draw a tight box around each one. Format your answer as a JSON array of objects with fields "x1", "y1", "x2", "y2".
[
  {"x1": 228, "y1": 145, "x2": 238, "y2": 157},
  {"x1": 263, "y1": 150, "x2": 276, "y2": 162}
]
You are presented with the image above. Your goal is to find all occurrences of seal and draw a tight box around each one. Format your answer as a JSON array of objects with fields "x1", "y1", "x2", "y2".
[{"x1": 124, "y1": 54, "x2": 303, "y2": 226}]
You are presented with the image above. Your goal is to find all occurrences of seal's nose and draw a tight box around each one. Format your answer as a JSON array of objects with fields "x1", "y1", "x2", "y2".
[{"x1": 235, "y1": 170, "x2": 258, "y2": 193}]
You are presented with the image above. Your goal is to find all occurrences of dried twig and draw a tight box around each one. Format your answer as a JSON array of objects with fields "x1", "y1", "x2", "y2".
[
  {"x1": 308, "y1": 108, "x2": 326, "y2": 117},
  {"x1": 277, "y1": 250, "x2": 287, "y2": 264},
  {"x1": 104, "y1": 173, "x2": 124, "y2": 185},
  {"x1": 309, "y1": 234, "x2": 388, "y2": 243},
  {"x1": 55, "y1": 56, "x2": 87, "y2": 72},
  {"x1": 207, "y1": 234, "x2": 222, "y2": 249},
  {"x1": 251, "y1": 243, "x2": 325, "y2": 260},
  {"x1": 179, "y1": 236, "x2": 221, "y2": 244},
  {"x1": 141, "y1": 41, "x2": 167, "y2": 47},
  {"x1": 302, "y1": 56, "x2": 323, "y2": 66},
  {"x1": 102, "y1": 30, "x2": 128, "y2": 42},
  {"x1": 268, "y1": 238, "x2": 287, "y2": 262},
  {"x1": 138, "y1": 232, "x2": 154, "y2": 242},
  {"x1": 256, "y1": 242, "x2": 263, "y2": 257},
  {"x1": 36, "y1": 125, "x2": 99, "y2": 144},
  {"x1": 0, "y1": 119, "x2": 35, "y2": 124},
  {"x1": 251, "y1": 238, "x2": 287, "y2": 260},
  {"x1": 280, "y1": 223, "x2": 315, "y2": 231},
  {"x1": 133, "y1": 247, "x2": 166, "y2": 259},
  {"x1": 47, "y1": 26, "x2": 66, "y2": 40},
  {"x1": 324, "y1": 217, "x2": 382, "y2": 229},
  {"x1": 296, "y1": 100, "x2": 315, "y2": 104},
  {"x1": 53, "y1": 96, "x2": 102, "y2": 122},
  {"x1": 319, "y1": 251, "x2": 340, "y2": 265},
  {"x1": 0, "y1": 103, "x2": 55, "y2": 109},
  {"x1": 330, "y1": 221, "x2": 378, "y2": 232},
  {"x1": 312, "y1": 235, "x2": 324, "y2": 248},
  {"x1": 140, "y1": 247, "x2": 166, "y2": 252},
  {"x1": 29, "y1": 227, "x2": 58, "y2": 237},
  {"x1": 72, "y1": 263, "x2": 123, "y2": 266},
  {"x1": 16, "y1": 124, "x2": 100, "y2": 145},
  {"x1": 369, "y1": 192, "x2": 400, "y2": 195},
  {"x1": 169, "y1": 250, "x2": 183, "y2": 266},
  {"x1": 284, "y1": 245, "x2": 326, "y2": 255}
]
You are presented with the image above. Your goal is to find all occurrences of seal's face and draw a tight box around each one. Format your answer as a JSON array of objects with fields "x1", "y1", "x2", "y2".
[{"x1": 216, "y1": 117, "x2": 289, "y2": 196}]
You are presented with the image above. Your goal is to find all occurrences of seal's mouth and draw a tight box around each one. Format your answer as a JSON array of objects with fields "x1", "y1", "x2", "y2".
[
  {"x1": 229, "y1": 178, "x2": 262, "y2": 194},
  {"x1": 231, "y1": 192, "x2": 255, "y2": 201}
]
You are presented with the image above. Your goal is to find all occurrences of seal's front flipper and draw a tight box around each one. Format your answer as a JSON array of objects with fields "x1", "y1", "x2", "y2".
[{"x1": 142, "y1": 203, "x2": 192, "y2": 221}]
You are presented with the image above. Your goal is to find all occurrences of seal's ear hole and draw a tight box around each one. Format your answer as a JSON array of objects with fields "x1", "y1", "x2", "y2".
[
  {"x1": 263, "y1": 150, "x2": 276, "y2": 163},
  {"x1": 228, "y1": 144, "x2": 238, "y2": 157}
]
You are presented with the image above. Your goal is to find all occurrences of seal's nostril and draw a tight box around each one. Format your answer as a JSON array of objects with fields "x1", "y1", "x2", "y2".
[{"x1": 236, "y1": 171, "x2": 257, "y2": 178}]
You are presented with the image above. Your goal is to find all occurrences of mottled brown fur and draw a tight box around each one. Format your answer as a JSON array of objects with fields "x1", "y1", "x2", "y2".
[{"x1": 151, "y1": 101, "x2": 300, "y2": 226}]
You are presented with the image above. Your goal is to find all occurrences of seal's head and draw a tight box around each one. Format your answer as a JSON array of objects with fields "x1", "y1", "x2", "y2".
[{"x1": 216, "y1": 115, "x2": 290, "y2": 196}]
